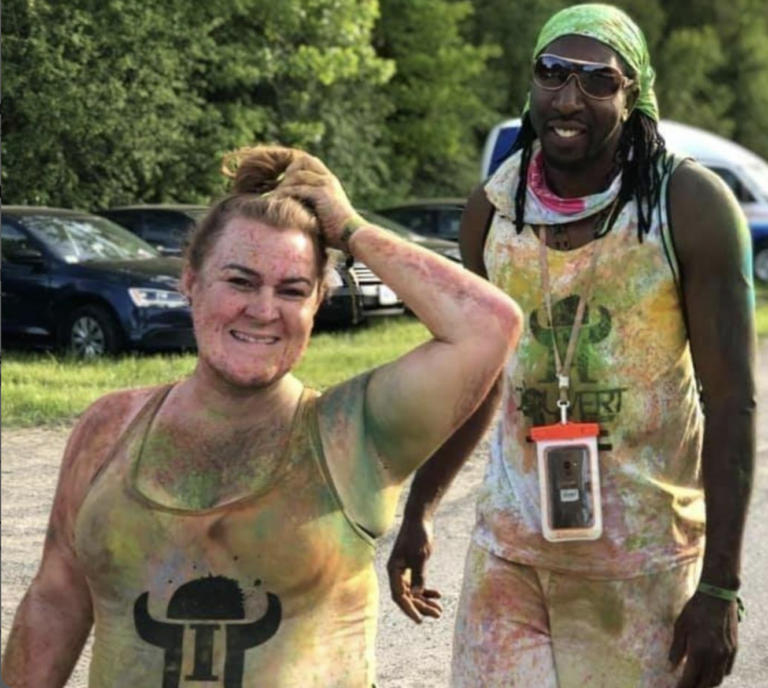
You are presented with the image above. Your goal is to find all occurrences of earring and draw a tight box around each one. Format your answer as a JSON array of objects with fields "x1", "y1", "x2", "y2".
[{"x1": 621, "y1": 108, "x2": 630, "y2": 122}]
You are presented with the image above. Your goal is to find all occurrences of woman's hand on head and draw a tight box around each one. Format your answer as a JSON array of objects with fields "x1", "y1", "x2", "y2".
[{"x1": 273, "y1": 152, "x2": 365, "y2": 251}]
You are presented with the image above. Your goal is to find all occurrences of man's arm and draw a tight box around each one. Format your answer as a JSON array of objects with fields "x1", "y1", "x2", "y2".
[
  {"x1": 2, "y1": 389, "x2": 154, "y2": 687},
  {"x1": 386, "y1": 183, "x2": 501, "y2": 622},
  {"x1": 665, "y1": 161, "x2": 757, "y2": 688}
]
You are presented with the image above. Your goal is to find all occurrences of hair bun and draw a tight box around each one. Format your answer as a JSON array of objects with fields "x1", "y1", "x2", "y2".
[{"x1": 221, "y1": 146, "x2": 297, "y2": 196}]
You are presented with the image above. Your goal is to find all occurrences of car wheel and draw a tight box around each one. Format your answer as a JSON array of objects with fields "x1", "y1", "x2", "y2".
[
  {"x1": 754, "y1": 243, "x2": 768, "y2": 284},
  {"x1": 64, "y1": 305, "x2": 123, "y2": 358}
]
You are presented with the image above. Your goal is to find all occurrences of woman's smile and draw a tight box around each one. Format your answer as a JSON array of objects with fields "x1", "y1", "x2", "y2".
[{"x1": 230, "y1": 329, "x2": 281, "y2": 345}]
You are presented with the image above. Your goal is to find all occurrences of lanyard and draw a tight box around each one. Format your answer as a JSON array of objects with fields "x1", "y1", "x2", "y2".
[{"x1": 537, "y1": 208, "x2": 614, "y2": 424}]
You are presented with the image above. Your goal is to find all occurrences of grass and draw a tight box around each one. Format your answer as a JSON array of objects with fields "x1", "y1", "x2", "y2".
[{"x1": 1, "y1": 317, "x2": 431, "y2": 428}]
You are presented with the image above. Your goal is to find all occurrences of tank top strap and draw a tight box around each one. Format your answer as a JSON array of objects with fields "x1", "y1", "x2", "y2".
[
  {"x1": 89, "y1": 383, "x2": 176, "y2": 489},
  {"x1": 286, "y1": 385, "x2": 322, "y2": 461},
  {"x1": 658, "y1": 151, "x2": 691, "y2": 292},
  {"x1": 305, "y1": 383, "x2": 376, "y2": 548}
]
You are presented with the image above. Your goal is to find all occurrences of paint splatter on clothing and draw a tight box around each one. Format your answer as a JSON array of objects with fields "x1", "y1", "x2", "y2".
[
  {"x1": 451, "y1": 541, "x2": 699, "y2": 687},
  {"x1": 474, "y1": 147, "x2": 705, "y2": 579},
  {"x1": 75, "y1": 374, "x2": 389, "y2": 687}
]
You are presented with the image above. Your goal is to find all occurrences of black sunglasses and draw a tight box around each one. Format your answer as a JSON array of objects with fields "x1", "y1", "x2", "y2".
[{"x1": 533, "y1": 53, "x2": 634, "y2": 100}]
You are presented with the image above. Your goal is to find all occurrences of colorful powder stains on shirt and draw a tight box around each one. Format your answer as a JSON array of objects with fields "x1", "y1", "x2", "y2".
[
  {"x1": 75, "y1": 374, "x2": 391, "y2": 687},
  {"x1": 475, "y1": 149, "x2": 705, "y2": 579},
  {"x1": 451, "y1": 541, "x2": 699, "y2": 687}
]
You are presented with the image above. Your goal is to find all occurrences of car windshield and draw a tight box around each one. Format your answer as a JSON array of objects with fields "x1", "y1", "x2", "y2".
[{"x1": 22, "y1": 214, "x2": 159, "y2": 263}]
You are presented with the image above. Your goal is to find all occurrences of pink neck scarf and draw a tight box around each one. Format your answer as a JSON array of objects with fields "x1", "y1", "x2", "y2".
[{"x1": 525, "y1": 147, "x2": 621, "y2": 224}]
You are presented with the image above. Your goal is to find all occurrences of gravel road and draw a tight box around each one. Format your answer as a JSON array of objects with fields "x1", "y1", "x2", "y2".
[{"x1": 2, "y1": 340, "x2": 767, "y2": 686}]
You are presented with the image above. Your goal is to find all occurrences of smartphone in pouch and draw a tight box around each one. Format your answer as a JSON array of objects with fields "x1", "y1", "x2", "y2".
[
  {"x1": 531, "y1": 422, "x2": 602, "y2": 542},
  {"x1": 547, "y1": 446, "x2": 593, "y2": 529}
]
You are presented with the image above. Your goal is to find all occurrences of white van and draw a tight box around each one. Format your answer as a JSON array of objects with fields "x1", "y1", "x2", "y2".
[{"x1": 481, "y1": 118, "x2": 768, "y2": 282}]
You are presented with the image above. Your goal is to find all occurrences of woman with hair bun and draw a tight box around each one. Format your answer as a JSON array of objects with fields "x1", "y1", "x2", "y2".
[{"x1": 2, "y1": 146, "x2": 522, "y2": 688}]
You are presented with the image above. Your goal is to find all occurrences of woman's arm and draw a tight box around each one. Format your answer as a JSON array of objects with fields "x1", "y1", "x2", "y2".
[
  {"x1": 2, "y1": 390, "x2": 154, "y2": 687},
  {"x1": 276, "y1": 155, "x2": 522, "y2": 481},
  {"x1": 2, "y1": 544, "x2": 94, "y2": 687}
]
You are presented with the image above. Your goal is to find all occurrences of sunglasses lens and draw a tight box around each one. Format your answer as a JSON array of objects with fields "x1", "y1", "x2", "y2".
[
  {"x1": 581, "y1": 66, "x2": 623, "y2": 98},
  {"x1": 534, "y1": 56, "x2": 571, "y2": 88},
  {"x1": 534, "y1": 56, "x2": 625, "y2": 98}
]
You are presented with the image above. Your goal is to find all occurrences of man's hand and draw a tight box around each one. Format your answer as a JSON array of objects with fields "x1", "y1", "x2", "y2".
[
  {"x1": 386, "y1": 516, "x2": 443, "y2": 624},
  {"x1": 669, "y1": 592, "x2": 738, "y2": 687}
]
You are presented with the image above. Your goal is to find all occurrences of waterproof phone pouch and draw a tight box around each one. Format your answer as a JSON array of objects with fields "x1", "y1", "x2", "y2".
[{"x1": 531, "y1": 422, "x2": 602, "y2": 542}]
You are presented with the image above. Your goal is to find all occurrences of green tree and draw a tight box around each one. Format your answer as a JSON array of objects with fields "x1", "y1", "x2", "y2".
[
  {"x1": 196, "y1": 0, "x2": 397, "y2": 206},
  {"x1": 655, "y1": 26, "x2": 734, "y2": 136},
  {"x1": 1, "y1": 0, "x2": 218, "y2": 208},
  {"x1": 2, "y1": 0, "x2": 397, "y2": 209},
  {"x1": 703, "y1": 0, "x2": 768, "y2": 158},
  {"x1": 467, "y1": 0, "x2": 569, "y2": 121},
  {"x1": 652, "y1": 0, "x2": 768, "y2": 156},
  {"x1": 375, "y1": 0, "x2": 499, "y2": 198}
]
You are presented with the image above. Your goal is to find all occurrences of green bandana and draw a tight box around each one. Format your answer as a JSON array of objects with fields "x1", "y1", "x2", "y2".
[{"x1": 526, "y1": 3, "x2": 658, "y2": 121}]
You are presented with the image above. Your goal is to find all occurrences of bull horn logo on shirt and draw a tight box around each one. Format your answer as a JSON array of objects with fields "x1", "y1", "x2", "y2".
[
  {"x1": 134, "y1": 575, "x2": 281, "y2": 687},
  {"x1": 530, "y1": 294, "x2": 612, "y2": 383}
]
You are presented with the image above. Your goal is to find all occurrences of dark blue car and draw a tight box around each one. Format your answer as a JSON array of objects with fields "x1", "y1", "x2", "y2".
[{"x1": 1, "y1": 207, "x2": 195, "y2": 356}]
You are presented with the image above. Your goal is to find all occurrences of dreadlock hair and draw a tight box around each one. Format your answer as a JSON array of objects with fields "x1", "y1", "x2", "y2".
[{"x1": 510, "y1": 109, "x2": 672, "y2": 243}]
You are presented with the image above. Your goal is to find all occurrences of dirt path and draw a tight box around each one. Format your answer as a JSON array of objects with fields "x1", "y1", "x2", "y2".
[{"x1": 3, "y1": 341, "x2": 767, "y2": 686}]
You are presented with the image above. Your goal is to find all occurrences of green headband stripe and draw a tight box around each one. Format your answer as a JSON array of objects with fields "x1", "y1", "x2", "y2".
[{"x1": 525, "y1": 3, "x2": 658, "y2": 121}]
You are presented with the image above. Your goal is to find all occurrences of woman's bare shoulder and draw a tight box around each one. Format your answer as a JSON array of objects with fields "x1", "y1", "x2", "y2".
[
  {"x1": 46, "y1": 385, "x2": 173, "y2": 535},
  {"x1": 79, "y1": 385, "x2": 162, "y2": 428},
  {"x1": 63, "y1": 385, "x2": 169, "y2": 477}
]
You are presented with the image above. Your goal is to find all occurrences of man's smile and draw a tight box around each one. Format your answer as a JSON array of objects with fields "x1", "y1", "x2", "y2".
[
  {"x1": 548, "y1": 120, "x2": 587, "y2": 140},
  {"x1": 553, "y1": 127, "x2": 583, "y2": 139}
]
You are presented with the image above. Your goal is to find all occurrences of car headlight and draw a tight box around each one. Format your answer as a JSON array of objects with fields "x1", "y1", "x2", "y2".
[{"x1": 128, "y1": 288, "x2": 189, "y2": 308}]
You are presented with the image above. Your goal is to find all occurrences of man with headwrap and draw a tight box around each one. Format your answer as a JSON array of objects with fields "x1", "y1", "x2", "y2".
[{"x1": 386, "y1": 4, "x2": 756, "y2": 687}]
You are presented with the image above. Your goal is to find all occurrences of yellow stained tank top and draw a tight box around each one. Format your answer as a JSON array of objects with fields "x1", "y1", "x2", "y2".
[
  {"x1": 475, "y1": 150, "x2": 705, "y2": 578},
  {"x1": 75, "y1": 377, "x2": 383, "y2": 687}
]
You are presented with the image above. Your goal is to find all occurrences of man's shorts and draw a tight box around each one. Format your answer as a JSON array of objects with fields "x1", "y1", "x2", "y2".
[{"x1": 451, "y1": 540, "x2": 700, "y2": 688}]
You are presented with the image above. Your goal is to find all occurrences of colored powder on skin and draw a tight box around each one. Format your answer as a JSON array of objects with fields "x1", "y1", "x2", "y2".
[{"x1": 138, "y1": 422, "x2": 292, "y2": 510}]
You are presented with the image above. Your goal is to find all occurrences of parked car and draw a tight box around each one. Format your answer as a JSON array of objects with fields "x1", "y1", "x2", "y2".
[
  {"x1": 98, "y1": 204, "x2": 204, "y2": 256},
  {"x1": 482, "y1": 117, "x2": 768, "y2": 283},
  {"x1": 373, "y1": 199, "x2": 466, "y2": 243},
  {"x1": 1, "y1": 207, "x2": 194, "y2": 356}
]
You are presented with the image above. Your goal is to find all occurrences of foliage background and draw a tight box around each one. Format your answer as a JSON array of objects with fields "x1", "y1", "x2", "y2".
[{"x1": 3, "y1": 0, "x2": 768, "y2": 209}]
